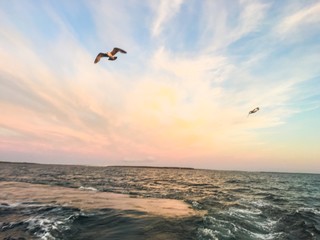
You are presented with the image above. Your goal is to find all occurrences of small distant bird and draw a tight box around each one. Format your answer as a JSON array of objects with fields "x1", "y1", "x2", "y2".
[
  {"x1": 94, "y1": 47, "x2": 127, "y2": 64},
  {"x1": 248, "y1": 107, "x2": 260, "y2": 116}
]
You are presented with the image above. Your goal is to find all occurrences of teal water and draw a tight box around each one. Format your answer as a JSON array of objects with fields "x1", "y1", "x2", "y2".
[{"x1": 1, "y1": 162, "x2": 319, "y2": 240}]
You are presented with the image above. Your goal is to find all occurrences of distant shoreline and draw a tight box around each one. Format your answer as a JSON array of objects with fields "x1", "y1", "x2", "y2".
[
  {"x1": 109, "y1": 165, "x2": 194, "y2": 170},
  {"x1": 0, "y1": 161, "x2": 194, "y2": 170},
  {"x1": 1, "y1": 161, "x2": 319, "y2": 175}
]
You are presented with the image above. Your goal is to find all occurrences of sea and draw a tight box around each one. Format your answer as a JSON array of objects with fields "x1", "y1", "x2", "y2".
[{"x1": 0, "y1": 162, "x2": 319, "y2": 240}]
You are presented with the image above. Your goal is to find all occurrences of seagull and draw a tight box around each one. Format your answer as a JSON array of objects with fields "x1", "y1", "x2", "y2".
[
  {"x1": 94, "y1": 47, "x2": 127, "y2": 64},
  {"x1": 248, "y1": 107, "x2": 260, "y2": 116}
]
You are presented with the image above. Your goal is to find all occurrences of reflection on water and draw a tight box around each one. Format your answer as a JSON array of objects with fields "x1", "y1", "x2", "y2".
[
  {"x1": 0, "y1": 181, "x2": 196, "y2": 217},
  {"x1": 1, "y1": 162, "x2": 320, "y2": 240}
]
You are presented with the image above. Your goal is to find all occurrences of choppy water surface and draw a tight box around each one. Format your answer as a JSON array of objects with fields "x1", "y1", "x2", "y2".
[{"x1": 1, "y1": 162, "x2": 320, "y2": 240}]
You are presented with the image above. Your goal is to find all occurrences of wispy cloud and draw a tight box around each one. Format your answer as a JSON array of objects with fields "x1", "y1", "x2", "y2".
[
  {"x1": 150, "y1": 0, "x2": 184, "y2": 37},
  {"x1": 277, "y1": 2, "x2": 320, "y2": 36},
  {"x1": 198, "y1": 0, "x2": 269, "y2": 51}
]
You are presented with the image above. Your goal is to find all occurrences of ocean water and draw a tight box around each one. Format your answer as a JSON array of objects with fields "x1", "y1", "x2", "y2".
[{"x1": 0, "y1": 162, "x2": 320, "y2": 240}]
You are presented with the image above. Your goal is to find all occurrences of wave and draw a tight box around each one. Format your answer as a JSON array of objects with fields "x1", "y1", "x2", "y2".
[
  {"x1": 1, "y1": 202, "x2": 202, "y2": 240},
  {"x1": 274, "y1": 208, "x2": 320, "y2": 240},
  {"x1": 0, "y1": 202, "x2": 80, "y2": 240},
  {"x1": 78, "y1": 186, "x2": 98, "y2": 191}
]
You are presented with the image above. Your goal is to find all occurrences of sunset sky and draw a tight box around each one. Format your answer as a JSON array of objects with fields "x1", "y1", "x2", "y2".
[{"x1": 1, "y1": 0, "x2": 319, "y2": 173}]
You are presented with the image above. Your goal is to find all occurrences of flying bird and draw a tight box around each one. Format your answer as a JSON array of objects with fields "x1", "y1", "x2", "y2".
[
  {"x1": 94, "y1": 47, "x2": 127, "y2": 64},
  {"x1": 248, "y1": 107, "x2": 260, "y2": 116}
]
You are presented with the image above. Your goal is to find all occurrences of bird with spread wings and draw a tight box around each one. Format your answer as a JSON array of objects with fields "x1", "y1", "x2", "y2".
[
  {"x1": 94, "y1": 47, "x2": 127, "y2": 63},
  {"x1": 248, "y1": 107, "x2": 260, "y2": 116}
]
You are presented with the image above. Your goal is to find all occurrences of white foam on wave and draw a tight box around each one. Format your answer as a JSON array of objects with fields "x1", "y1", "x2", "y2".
[
  {"x1": 197, "y1": 216, "x2": 236, "y2": 239},
  {"x1": 197, "y1": 227, "x2": 219, "y2": 240},
  {"x1": 79, "y1": 186, "x2": 98, "y2": 191},
  {"x1": 228, "y1": 207, "x2": 262, "y2": 218},
  {"x1": 1, "y1": 202, "x2": 59, "y2": 212},
  {"x1": 192, "y1": 201, "x2": 200, "y2": 208},
  {"x1": 229, "y1": 207, "x2": 279, "y2": 231},
  {"x1": 0, "y1": 202, "x2": 20, "y2": 208},
  {"x1": 296, "y1": 207, "x2": 320, "y2": 215},
  {"x1": 200, "y1": 207, "x2": 280, "y2": 240},
  {"x1": 248, "y1": 231, "x2": 283, "y2": 240},
  {"x1": 25, "y1": 216, "x2": 62, "y2": 240},
  {"x1": 234, "y1": 220, "x2": 283, "y2": 240},
  {"x1": 204, "y1": 215, "x2": 237, "y2": 230},
  {"x1": 250, "y1": 199, "x2": 272, "y2": 208},
  {"x1": 24, "y1": 209, "x2": 78, "y2": 240}
]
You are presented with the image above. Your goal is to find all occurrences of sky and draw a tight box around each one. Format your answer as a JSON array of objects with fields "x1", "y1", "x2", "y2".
[{"x1": 0, "y1": 0, "x2": 319, "y2": 173}]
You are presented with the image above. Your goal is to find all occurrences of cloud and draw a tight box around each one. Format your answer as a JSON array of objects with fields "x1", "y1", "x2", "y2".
[
  {"x1": 0, "y1": 3, "x2": 129, "y2": 156},
  {"x1": 151, "y1": 47, "x2": 230, "y2": 83},
  {"x1": 150, "y1": 0, "x2": 184, "y2": 37},
  {"x1": 233, "y1": 0, "x2": 270, "y2": 40},
  {"x1": 198, "y1": 0, "x2": 269, "y2": 51},
  {"x1": 277, "y1": 2, "x2": 320, "y2": 35},
  {"x1": 0, "y1": 1, "x2": 319, "y2": 170}
]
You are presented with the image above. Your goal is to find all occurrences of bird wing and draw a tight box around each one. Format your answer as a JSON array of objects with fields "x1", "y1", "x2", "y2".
[
  {"x1": 94, "y1": 53, "x2": 102, "y2": 64},
  {"x1": 94, "y1": 53, "x2": 108, "y2": 64},
  {"x1": 111, "y1": 47, "x2": 127, "y2": 55},
  {"x1": 248, "y1": 107, "x2": 259, "y2": 114}
]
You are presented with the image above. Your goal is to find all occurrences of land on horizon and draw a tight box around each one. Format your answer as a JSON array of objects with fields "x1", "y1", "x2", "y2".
[{"x1": 1, "y1": 161, "x2": 319, "y2": 175}]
